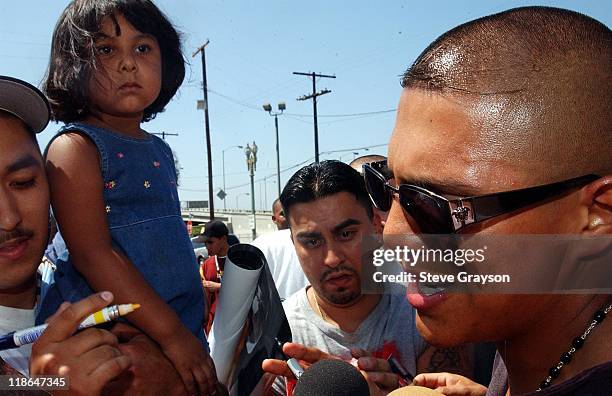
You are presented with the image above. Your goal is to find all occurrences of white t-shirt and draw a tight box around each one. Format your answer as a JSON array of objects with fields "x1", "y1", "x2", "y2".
[
  {"x1": 251, "y1": 229, "x2": 309, "y2": 300},
  {"x1": 283, "y1": 286, "x2": 428, "y2": 375},
  {"x1": 0, "y1": 305, "x2": 35, "y2": 376},
  {"x1": 0, "y1": 260, "x2": 55, "y2": 377}
]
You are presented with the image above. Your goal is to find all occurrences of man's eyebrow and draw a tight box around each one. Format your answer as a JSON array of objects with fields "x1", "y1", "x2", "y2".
[
  {"x1": 396, "y1": 175, "x2": 482, "y2": 196},
  {"x1": 295, "y1": 231, "x2": 322, "y2": 240},
  {"x1": 332, "y1": 219, "x2": 361, "y2": 233},
  {"x1": 6, "y1": 155, "x2": 41, "y2": 174}
]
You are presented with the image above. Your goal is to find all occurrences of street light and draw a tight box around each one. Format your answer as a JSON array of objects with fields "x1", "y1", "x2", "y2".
[
  {"x1": 222, "y1": 145, "x2": 244, "y2": 210},
  {"x1": 245, "y1": 142, "x2": 258, "y2": 240},
  {"x1": 263, "y1": 102, "x2": 286, "y2": 197},
  {"x1": 236, "y1": 192, "x2": 249, "y2": 210}
]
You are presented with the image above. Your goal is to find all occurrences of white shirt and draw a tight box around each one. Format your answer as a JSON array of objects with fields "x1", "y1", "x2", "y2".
[
  {"x1": 0, "y1": 304, "x2": 35, "y2": 376},
  {"x1": 0, "y1": 260, "x2": 54, "y2": 376},
  {"x1": 251, "y1": 229, "x2": 309, "y2": 300}
]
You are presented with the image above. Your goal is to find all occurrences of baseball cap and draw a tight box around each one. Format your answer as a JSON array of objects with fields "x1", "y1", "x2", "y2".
[
  {"x1": 0, "y1": 75, "x2": 50, "y2": 133},
  {"x1": 201, "y1": 220, "x2": 229, "y2": 241}
]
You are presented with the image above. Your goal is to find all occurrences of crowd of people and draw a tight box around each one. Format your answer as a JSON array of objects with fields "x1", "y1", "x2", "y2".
[{"x1": 0, "y1": 1, "x2": 609, "y2": 395}]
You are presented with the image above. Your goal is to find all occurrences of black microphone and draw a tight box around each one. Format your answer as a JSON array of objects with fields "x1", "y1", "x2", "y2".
[{"x1": 293, "y1": 359, "x2": 370, "y2": 396}]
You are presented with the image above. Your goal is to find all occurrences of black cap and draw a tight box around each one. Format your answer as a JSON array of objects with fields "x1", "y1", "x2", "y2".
[
  {"x1": 201, "y1": 220, "x2": 229, "y2": 240},
  {"x1": 0, "y1": 76, "x2": 50, "y2": 133}
]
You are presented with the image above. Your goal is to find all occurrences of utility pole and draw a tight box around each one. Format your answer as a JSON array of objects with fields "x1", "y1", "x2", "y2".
[
  {"x1": 193, "y1": 40, "x2": 215, "y2": 220},
  {"x1": 293, "y1": 71, "x2": 336, "y2": 162},
  {"x1": 152, "y1": 131, "x2": 179, "y2": 140}
]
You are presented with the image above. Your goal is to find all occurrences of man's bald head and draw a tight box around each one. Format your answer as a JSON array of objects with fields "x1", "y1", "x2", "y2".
[
  {"x1": 349, "y1": 154, "x2": 387, "y2": 175},
  {"x1": 401, "y1": 6, "x2": 611, "y2": 182}
]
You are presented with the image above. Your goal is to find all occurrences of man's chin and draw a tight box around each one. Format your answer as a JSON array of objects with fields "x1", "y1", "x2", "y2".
[
  {"x1": 0, "y1": 269, "x2": 38, "y2": 301},
  {"x1": 321, "y1": 287, "x2": 361, "y2": 306},
  {"x1": 0, "y1": 251, "x2": 42, "y2": 294},
  {"x1": 415, "y1": 311, "x2": 470, "y2": 348}
]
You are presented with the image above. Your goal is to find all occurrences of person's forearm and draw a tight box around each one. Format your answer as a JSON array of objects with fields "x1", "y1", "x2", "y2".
[{"x1": 72, "y1": 248, "x2": 188, "y2": 343}]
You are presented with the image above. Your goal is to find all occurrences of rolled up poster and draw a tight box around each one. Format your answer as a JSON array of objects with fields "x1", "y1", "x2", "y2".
[{"x1": 209, "y1": 244, "x2": 264, "y2": 384}]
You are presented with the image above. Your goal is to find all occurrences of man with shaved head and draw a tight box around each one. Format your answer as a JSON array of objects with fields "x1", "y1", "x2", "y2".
[
  {"x1": 364, "y1": 6, "x2": 611, "y2": 395},
  {"x1": 350, "y1": 154, "x2": 390, "y2": 232},
  {"x1": 349, "y1": 155, "x2": 387, "y2": 175}
]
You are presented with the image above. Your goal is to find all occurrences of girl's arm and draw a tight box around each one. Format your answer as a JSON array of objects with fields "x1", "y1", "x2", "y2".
[{"x1": 46, "y1": 133, "x2": 217, "y2": 395}]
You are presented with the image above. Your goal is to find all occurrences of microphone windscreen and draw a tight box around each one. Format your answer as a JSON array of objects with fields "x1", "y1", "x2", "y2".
[
  {"x1": 293, "y1": 359, "x2": 370, "y2": 396},
  {"x1": 388, "y1": 386, "x2": 444, "y2": 395}
]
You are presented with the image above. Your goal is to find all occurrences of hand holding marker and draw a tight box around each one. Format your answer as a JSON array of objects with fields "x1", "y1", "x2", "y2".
[{"x1": 0, "y1": 303, "x2": 140, "y2": 350}]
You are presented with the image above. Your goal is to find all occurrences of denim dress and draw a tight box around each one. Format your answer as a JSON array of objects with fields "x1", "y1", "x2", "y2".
[{"x1": 38, "y1": 123, "x2": 206, "y2": 345}]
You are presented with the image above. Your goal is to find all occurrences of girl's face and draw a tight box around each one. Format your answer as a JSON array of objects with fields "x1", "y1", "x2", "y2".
[{"x1": 88, "y1": 13, "x2": 162, "y2": 121}]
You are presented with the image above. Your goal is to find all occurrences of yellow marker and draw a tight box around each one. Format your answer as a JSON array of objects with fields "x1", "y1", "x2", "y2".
[
  {"x1": 80, "y1": 304, "x2": 141, "y2": 328},
  {"x1": 2, "y1": 304, "x2": 141, "y2": 349}
]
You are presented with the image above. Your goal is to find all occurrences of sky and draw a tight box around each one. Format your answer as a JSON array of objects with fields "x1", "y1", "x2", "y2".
[{"x1": 1, "y1": 1, "x2": 609, "y2": 211}]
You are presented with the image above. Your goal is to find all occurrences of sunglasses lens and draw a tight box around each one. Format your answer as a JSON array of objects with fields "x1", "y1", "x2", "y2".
[
  {"x1": 364, "y1": 165, "x2": 391, "y2": 211},
  {"x1": 398, "y1": 186, "x2": 452, "y2": 234}
]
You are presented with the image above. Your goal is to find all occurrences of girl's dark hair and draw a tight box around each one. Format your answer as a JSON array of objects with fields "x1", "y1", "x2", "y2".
[{"x1": 44, "y1": 0, "x2": 185, "y2": 122}]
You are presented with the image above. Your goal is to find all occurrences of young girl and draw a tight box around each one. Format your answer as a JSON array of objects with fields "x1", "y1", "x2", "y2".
[{"x1": 38, "y1": 1, "x2": 218, "y2": 394}]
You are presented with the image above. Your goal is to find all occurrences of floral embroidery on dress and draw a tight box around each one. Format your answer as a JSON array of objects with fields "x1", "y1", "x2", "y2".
[
  {"x1": 105, "y1": 205, "x2": 111, "y2": 213},
  {"x1": 117, "y1": 152, "x2": 124, "y2": 159},
  {"x1": 144, "y1": 180, "x2": 151, "y2": 189},
  {"x1": 105, "y1": 181, "x2": 116, "y2": 189},
  {"x1": 153, "y1": 161, "x2": 161, "y2": 168}
]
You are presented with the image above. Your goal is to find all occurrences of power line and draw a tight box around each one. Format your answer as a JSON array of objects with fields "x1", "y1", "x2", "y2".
[
  {"x1": 185, "y1": 84, "x2": 397, "y2": 120},
  {"x1": 179, "y1": 142, "x2": 388, "y2": 193},
  {"x1": 207, "y1": 88, "x2": 261, "y2": 111},
  {"x1": 286, "y1": 109, "x2": 396, "y2": 117},
  {"x1": 152, "y1": 131, "x2": 179, "y2": 140}
]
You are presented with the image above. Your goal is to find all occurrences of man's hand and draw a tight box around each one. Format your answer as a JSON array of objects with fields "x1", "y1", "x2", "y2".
[
  {"x1": 101, "y1": 322, "x2": 187, "y2": 396},
  {"x1": 262, "y1": 342, "x2": 336, "y2": 378},
  {"x1": 412, "y1": 372, "x2": 487, "y2": 396},
  {"x1": 103, "y1": 323, "x2": 228, "y2": 396},
  {"x1": 30, "y1": 292, "x2": 131, "y2": 396},
  {"x1": 202, "y1": 280, "x2": 221, "y2": 292},
  {"x1": 351, "y1": 348, "x2": 399, "y2": 393},
  {"x1": 262, "y1": 343, "x2": 398, "y2": 395}
]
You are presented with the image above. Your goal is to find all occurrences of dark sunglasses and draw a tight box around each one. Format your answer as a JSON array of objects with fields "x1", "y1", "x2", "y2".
[{"x1": 363, "y1": 160, "x2": 599, "y2": 234}]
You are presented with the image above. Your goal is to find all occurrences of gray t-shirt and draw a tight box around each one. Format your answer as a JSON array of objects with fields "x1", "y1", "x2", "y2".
[{"x1": 284, "y1": 285, "x2": 428, "y2": 376}]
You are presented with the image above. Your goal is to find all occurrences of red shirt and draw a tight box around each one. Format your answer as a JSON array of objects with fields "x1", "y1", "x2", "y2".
[{"x1": 201, "y1": 256, "x2": 225, "y2": 333}]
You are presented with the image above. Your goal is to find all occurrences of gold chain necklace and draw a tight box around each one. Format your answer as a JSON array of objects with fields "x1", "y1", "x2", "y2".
[{"x1": 312, "y1": 290, "x2": 332, "y2": 324}]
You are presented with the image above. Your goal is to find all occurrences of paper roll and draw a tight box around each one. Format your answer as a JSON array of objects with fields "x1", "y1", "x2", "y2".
[{"x1": 209, "y1": 244, "x2": 265, "y2": 384}]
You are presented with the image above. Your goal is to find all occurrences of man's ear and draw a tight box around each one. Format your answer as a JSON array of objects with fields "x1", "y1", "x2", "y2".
[
  {"x1": 372, "y1": 210, "x2": 383, "y2": 235},
  {"x1": 581, "y1": 175, "x2": 612, "y2": 235}
]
